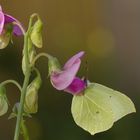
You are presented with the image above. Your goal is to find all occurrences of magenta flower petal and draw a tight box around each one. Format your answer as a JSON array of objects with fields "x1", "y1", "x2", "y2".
[
  {"x1": 0, "y1": 5, "x2": 24, "y2": 35},
  {"x1": 0, "y1": 11, "x2": 4, "y2": 34},
  {"x1": 0, "y1": 6, "x2": 2, "y2": 11},
  {"x1": 64, "y1": 77, "x2": 86, "y2": 95},
  {"x1": 4, "y1": 14, "x2": 23, "y2": 35},
  {"x1": 51, "y1": 59, "x2": 81, "y2": 90},
  {"x1": 64, "y1": 51, "x2": 85, "y2": 69}
]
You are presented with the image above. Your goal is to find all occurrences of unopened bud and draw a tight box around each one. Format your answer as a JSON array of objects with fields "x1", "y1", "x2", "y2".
[
  {"x1": 0, "y1": 86, "x2": 8, "y2": 116},
  {"x1": 30, "y1": 18, "x2": 43, "y2": 48},
  {"x1": 22, "y1": 39, "x2": 36, "y2": 74},
  {"x1": 0, "y1": 31, "x2": 10, "y2": 49},
  {"x1": 24, "y1": 71, "x2": 42, "y2": 114}
]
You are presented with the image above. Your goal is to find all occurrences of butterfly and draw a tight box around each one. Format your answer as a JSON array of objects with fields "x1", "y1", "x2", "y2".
[{"x1": 71, "y1": 82, "x2": 136, "y2": 135}]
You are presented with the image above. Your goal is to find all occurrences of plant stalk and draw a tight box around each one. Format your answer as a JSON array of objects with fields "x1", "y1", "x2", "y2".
[
  {"x1": 21, "y1": 119, "x2": 30, "y2": 140},
  {"x1": 13, "y1": 33, "x2": 31, "y2": 140},
  {"x1": 13, "y1": 13, "x2": 39, "y2": 140}
]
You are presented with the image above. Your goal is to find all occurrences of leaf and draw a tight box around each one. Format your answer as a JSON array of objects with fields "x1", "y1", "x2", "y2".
[{"x1": 71, "y1": 83, "x2": 136, "y2": 135}]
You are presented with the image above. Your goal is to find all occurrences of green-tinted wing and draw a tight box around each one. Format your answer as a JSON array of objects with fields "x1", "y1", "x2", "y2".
[
  {"x1": 86, "y1": 83, "x2": 136, "y2": 122},
  {"x1": 71, "y1": 93, "x2": 114, "y2": 135},
  {"x1": 71, "y1": 83, "x2": 136, "y2": 135}
]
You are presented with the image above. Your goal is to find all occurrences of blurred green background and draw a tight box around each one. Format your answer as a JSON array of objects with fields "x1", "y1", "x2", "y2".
[{"x1": 0, "y1": 0, "x2": 139, "y2": 140}]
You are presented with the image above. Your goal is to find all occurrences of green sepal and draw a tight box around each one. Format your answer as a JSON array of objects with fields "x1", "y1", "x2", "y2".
[
  {"x1": 8, "y1": 112, "x2": 17, "y2": 120},
  {"x1": 48, "y1": 55, "x2": 61, "y2": 75},
  {"x1": 8, "y1": 103, "x2": 32, "y2": 120}
]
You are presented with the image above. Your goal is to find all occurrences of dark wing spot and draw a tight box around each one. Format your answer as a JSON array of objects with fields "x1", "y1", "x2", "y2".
[{"x1": 96, "y1": 111, "x2": 99, "y2": 114}]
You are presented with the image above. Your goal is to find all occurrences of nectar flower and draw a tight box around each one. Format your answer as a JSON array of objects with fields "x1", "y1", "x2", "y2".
[
  {"x1": 0, "y1": 5, "x2": 23, "y2": 36},
  {"x1": 48, "y1": 51, "x2": 86, "y2": 95}
]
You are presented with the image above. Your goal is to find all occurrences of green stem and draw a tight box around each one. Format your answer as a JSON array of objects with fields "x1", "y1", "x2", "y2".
[
  {"x1": 13, "y1": 14, "x2": 35, "y2": 140},
  {"x1": 21, "y1": 119, "x2": 29, "y2": 140},
  {"x1": 14, "y1": 70, "x2": 30, "y2": 140},
  {"x1": 32, "y1": 52, "x2": 50, "y2": 65},
  {"x1": 0, "y1": 80, "x2": 22, "y2": 92}
]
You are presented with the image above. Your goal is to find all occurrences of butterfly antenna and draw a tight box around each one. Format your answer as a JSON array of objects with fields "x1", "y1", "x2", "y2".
[{"x1": 82, "y1": 60, "x2": 89, "y2": 86}]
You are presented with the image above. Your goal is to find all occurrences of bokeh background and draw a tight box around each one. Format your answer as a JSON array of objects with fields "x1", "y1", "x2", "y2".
[{"x1": 0, "y1": 0, "x2": 140, "y2": 140}]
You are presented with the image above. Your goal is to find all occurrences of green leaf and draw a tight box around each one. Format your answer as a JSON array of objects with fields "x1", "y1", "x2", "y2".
[
  {"x1": 71, "y1": 83, "x2": 136, "y2": 135},
  {"x1": 30, "y1": 18, "x2": 43, "y2": 48}
]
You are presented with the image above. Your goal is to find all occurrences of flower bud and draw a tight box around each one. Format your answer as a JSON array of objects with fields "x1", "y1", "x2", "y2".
[
  {"x1": 0, "y1": 31, "x2": 10, "y2": 49},
  {"x1": 24, "y1": 71, "x2": 42, "y2": 114},
  {"x1": 31, "y1": 18, "x2": 43, "y2": 48},
  {"x1": 0, "y1": 86, "x2": 8, "y2": 116},
  {"x1": 48, "y1": 55, "x2": 61, "y2": 75},
  {"x1": 22, "y1": 39, "x2": 36, "y2": 74}
]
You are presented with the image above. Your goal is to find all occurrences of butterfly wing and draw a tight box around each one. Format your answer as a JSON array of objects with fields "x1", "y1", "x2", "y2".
[
  {"x1": 71, "y1": 87, "x2": 114, "y2": 135},
  {"x1": 86, "y1": 83, "x2": 136, "y2": 122},
  {"x1": 71, "y1": 83, "x2": 136, "y2": 135}
]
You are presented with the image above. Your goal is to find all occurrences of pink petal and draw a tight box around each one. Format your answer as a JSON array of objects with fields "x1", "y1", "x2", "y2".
[
  {"x1": 0, "y1": 5, "x2": 2, "y2": 11},
  {"x1": 64, "y1": 77, "x2": 86, "y2": 95},
  {"x1": 51, "y1": 59, "x2": 81, "y2": 90},
  {"x1": 4, "y1": 14, "x2": 23, "y2": 35},
  {"x1": 0, "y1": 11, "x2": 5, "y2": 34},
  {"x1": 64, "y1": 51, "x2": 85, "y2": 69}
]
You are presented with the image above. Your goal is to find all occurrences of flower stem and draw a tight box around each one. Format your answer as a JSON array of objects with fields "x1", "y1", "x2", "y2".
[
  {"x1": 0, "y1": 80, "x2": 22, "y2": 92},
  {"x1": 13, "y1": 70, "x2": 31, "y2": 140},
  {"x1": 13, "y1": 14, "x2": 35, "y2": 140},
  {"x1": 32, "y1": 52, "x2": 51, "y2": 65},
  {"x1": 21, "y1": 119, "x2": 29, "y2": 140}
]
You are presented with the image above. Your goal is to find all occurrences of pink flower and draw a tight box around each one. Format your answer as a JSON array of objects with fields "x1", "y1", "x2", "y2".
[
  {"x1": 0, "y1": 5, "x2": 23, "y2": 35},
  {"x1": 64, "y1": 77, "x2": 86, "y2": 94},
  {"x1": 50, "y1": 51, "x2": 86, "y2": 95}
]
